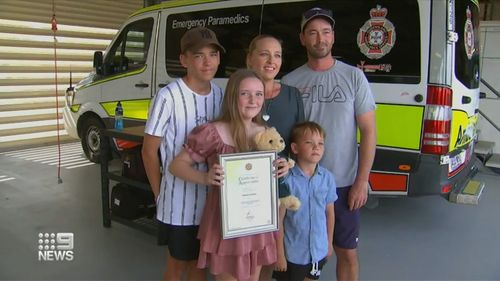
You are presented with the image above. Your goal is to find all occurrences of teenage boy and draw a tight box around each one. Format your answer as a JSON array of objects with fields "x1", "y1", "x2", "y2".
[
  {"x1": 274, "y1": 121, "x2": 337, "y2": 281},
  {"x1": 281, "y1": 7, "x2": 377, "y2": 281},
  {"x1": 142, "y1": 27, "x2": 225, "y2": 281}
]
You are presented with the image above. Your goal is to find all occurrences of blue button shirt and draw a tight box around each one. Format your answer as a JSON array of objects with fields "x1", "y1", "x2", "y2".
[{"x1": 283, "y1": 164, "x2": 337, "y2": 264}]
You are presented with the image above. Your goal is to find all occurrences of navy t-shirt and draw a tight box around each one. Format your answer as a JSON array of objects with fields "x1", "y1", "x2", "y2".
[{"x1": 264, "y1": 83, "x2": 305, "y2": 156}]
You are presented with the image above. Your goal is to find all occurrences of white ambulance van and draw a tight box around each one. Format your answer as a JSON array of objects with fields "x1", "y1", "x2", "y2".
[{"x1": 63, "y1": 0, "x2": 482, "y2": 198}]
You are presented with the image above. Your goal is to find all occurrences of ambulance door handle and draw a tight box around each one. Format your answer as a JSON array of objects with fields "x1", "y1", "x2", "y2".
[
  {"x1": 135, "y1": 83, "x2": 149, "y2": 88},
  {"x1": 158, "y1": 81, "x2": 171, "y2": 88},
  {"x1": 462, "y1": 96, "x2": 471, "y2": 104}
]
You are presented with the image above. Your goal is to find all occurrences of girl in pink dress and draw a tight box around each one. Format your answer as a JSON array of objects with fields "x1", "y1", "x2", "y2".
[{"x1": 169, "y1": 69, "x2": 289, "y2": 281}]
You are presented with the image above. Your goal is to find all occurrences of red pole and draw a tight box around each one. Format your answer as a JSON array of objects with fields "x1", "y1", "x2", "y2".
[{"x1": 52, "y1": 13, "x2": 63, "y2": 184}]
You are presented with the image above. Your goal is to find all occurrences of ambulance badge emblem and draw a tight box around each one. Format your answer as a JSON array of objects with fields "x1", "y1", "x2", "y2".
[
  {"x1": 357, "y1": 5, "x2": 396, "y2": 59},
  {"x1": 464, "y1": 6, "x2": 475, "y2": 60}
]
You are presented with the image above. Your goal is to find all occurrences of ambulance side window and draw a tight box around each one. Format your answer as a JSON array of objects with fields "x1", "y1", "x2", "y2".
[
  {"x1": 164, "y1": 6, "x2": 262, "y2": 78},
  {"x1": 260, "y1": 2, "x2": 307, "y2": 78},
  {"x1": 103, "y1": 18, "x2": 154, "y2": 77},
  {"x1": 262, "y1": 0, "x2": 421, "y2": 83},
  {"x1": 455, "y1": 0, "x2": 480, "y2": 89}
]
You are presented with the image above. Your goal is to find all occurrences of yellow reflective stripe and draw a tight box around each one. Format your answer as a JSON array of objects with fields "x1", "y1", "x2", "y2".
[
  {"x1": 131, "y1": 0, "x2": 221, "y2": 17},
  {"x1": 78, "y1": 65, "x2": 147, "y2": 91},
  {"x1": 450, "y1": 110, "x2": 477, "y2": 150},
  {"x1": 101, "y1": 99, "x2": 151, "y2": 120},
  {"x1": 370, "y1": 104, "x2": 424, "y2": 150},
  {"x1": 101, "y1": 103, "x2": 114, "y2": 116}
]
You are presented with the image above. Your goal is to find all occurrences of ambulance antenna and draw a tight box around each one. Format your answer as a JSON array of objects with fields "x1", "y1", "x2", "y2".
[{"x1": 258, "y1": 0, "x2": 264, "y2": 35}]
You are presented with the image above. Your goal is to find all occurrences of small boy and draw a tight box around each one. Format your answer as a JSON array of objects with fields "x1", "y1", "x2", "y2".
[
  {"x1": 142, "y1": 27, "x2": 225, "y2": 280},
  {"x1": 274, "y1": 121, "x2": 337, "y2": 281}
]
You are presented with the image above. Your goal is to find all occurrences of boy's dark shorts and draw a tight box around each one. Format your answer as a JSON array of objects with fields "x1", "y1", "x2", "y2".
[
  {"x1": 157, "y1": 222, "x2": 199, "y2": 261},
  {"x1": 334, "y1": 186, "x2": 360, "y2": 249},
  {"x1": 273, "y1": 258, "x2": 328, "y2": 281}
]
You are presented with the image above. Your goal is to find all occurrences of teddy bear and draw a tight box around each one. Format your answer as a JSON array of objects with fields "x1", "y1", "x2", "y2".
[{"x1": 254, "y1": 127, "x2": 301, "y2": 211}]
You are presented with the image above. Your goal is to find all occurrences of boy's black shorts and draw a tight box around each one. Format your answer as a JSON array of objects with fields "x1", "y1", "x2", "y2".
[
  {"x1": 273, "y1": 257, "x2": 328, "y2": 281},
  {"x1": 157, "y1": 222, "x2": 199, "y2": 261}
]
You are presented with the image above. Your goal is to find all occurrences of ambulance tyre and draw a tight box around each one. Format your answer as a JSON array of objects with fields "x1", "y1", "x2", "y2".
[{"x1": 81, "y1": 116, "x2": 105, "y2": 163}]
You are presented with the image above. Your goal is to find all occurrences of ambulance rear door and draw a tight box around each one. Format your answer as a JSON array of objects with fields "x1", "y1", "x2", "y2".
[{"x1": 448, "y1": 0, "x2": 481, "y2": 158}]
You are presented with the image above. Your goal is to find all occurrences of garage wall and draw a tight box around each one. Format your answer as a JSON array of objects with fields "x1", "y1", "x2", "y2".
[
  {"x1": 0, "y1": 0, "x2": 143, "y2": 151},
  {"x1": 480, "y1": 0, "x2": 500, "y2": 20}
]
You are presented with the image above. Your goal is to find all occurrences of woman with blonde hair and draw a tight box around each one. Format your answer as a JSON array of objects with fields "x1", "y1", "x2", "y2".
[{"x1": 247, "y1": 34, "x2": 305, "y2": 156}]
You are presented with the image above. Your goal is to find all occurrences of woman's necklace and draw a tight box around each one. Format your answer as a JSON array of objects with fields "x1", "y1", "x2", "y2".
[
  {"x1": 263, "y1": 83, "x2": 280, "y2": 121},
  {"x1": 263, "y1": 98, "x2": 273, "y2": 121}
]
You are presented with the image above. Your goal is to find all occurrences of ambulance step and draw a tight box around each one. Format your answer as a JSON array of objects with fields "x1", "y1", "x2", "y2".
[
  {"x1": 449, "y1": 180, "x2": 485, "y2": 205},
  {"x1": 485, "y1": 154, "x2": 500, "y2": 169},
  {"x1": 474, "y1": 140, "x2": 494, "y2": 156}
]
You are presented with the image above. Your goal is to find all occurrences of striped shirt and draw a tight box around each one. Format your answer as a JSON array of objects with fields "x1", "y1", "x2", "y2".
[{"x1": 144, "y1": 78, "x2": 223, "y2": 225}]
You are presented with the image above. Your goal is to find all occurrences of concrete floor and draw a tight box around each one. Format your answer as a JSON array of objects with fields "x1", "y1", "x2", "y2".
[{"x1": 1, "y1": 142, "x2": 499, "y2": 280}]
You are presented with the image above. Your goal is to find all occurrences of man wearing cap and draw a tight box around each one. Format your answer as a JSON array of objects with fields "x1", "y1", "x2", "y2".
[
  {"x1": 142, "y1": 26, "x2": 225, "y2": 281},
  {"x1": 281, "y1": 7, "x2": 376, "y2": 281}
]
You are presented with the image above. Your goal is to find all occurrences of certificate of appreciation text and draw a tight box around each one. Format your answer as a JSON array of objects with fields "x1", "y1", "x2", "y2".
[{"x1": 219, "y1": 151, "x2": 278, "y2": 239}]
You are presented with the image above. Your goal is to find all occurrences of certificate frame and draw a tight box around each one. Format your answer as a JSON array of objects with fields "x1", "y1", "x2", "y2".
[{"x1": 219, "y1": 150, "x2": 278, "y2": 239}]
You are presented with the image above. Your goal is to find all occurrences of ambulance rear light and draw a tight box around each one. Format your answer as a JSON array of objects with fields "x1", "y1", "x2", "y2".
[
  {"x1": 441, "y1": 184, "x2": 452, "y2": 194},
  {"x1": 426, "y1": 86, "x2": 452, "y2": 105},
  {"x1": 424, "y1": 105, "x2": 452, "y2": 120},
  {"x1": 422, "y1": 86, "x2": 452, "y2": 155}
]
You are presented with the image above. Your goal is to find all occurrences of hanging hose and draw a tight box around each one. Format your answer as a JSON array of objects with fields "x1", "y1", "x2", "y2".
[{"x1": 52, "y1": 2, "x2": 63, "y2": 184}]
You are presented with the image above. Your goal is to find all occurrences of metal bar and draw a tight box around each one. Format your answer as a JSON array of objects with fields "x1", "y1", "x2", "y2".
[
  {"x1": 480, "y1": 78, "x2": 500, "y2": 98},
  {"x1": 100, "y1": 130, "x2": 111, "y2": 228},
  {"x1": 479, "y1": 109, "x2": 500, "y2": 132}
]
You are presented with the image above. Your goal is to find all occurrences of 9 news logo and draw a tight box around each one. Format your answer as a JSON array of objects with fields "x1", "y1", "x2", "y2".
[{"x1": 37, "y1": 232, "x2": 74, "y2": 261}]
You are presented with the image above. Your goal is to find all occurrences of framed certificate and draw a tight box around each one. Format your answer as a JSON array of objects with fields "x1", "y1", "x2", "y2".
[{"x1": 219, "y1": 151, "x2": 278, "y2": 239}]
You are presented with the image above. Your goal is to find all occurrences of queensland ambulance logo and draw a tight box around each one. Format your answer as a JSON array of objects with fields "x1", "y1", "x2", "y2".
[
  {"x1": 464, "y1": 6, "x2": 475, "y2": 60},
  {"x1": 357, "y1": 5, "x2": 396, "y2": 59}
]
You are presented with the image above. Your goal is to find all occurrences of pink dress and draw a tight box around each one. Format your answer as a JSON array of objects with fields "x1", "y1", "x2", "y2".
[{"x1": 185, "y1": 123, "x2": 277, "y2": 280}]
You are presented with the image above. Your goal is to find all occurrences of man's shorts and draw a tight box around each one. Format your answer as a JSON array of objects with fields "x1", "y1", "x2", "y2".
[
  {"x1": 273, "y1": 258, "x2": 328, "y2": 281},
  {"x1": 333, "y1": 186, "x2": 360, "y2": 249},
  {"x1": 157, "y1": 222, "x2": 200, "y2": 261}
]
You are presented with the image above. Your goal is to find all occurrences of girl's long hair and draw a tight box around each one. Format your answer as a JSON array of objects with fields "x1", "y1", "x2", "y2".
[{"x1": 216, "y1": 69, "x2": 266, "y2": 152}]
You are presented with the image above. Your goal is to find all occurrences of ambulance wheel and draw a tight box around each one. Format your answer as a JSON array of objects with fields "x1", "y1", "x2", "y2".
[{"x1": 81, "y1": 117, "x2": 105, "y2": 163}]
